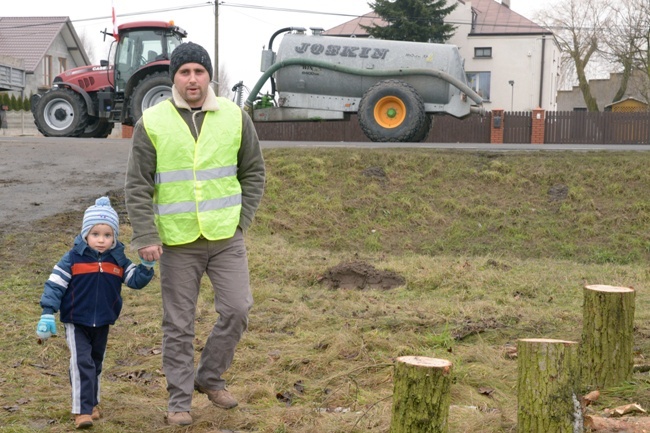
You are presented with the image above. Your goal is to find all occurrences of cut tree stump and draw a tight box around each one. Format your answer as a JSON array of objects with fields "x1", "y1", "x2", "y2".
[
  {"x1": 581, "y1": 284, "x2": 635, "y2": 389},
  {"x1": 517, "y1": 338, "x2": 582, "y2": 433},
  {"x1": 390, "y1": 356, "x2": 452, "y2": 433},
  {"x1": 586, "y1": 414, "x2": 650, "y2": 432}
]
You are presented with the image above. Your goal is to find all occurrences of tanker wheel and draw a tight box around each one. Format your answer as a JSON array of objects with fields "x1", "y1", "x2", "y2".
[
  {"x1": 80, "y1": 116, "x2": 114, "y2": 138},
  {"x1": 411, "y1": 114, "x2": 432, "y2": 143},
  {"x1": 358, "y1": 79, "x2": 427, "y2": 142},
  {"x1": 33, "y1": 88, "x2": 88, "y2": 137},
  {"x1": 131, "y1": 72, "x2": 173, "y2": 123}
]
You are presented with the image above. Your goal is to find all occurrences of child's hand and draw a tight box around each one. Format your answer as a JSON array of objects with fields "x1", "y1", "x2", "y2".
[{"x1": 36, "y1": 314, "x2": 57, "y2": 340}]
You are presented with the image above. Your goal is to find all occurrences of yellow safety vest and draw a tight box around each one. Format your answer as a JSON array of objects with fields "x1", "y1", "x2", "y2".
[{"x1": 142, "y1": 99, "x2": 242, "y2": 245}]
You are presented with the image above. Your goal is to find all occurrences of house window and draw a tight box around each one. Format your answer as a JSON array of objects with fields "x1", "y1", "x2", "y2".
[
  {"x1": 43, "y1": 55, "x2": 52, "y2": 87},
  {"x1": 474, "y1": 47, "x2": 492, "y2": 58},
  {"x1": 466, "y1": 72, "x2": 491, "y2": 101},
  {"x1": 59, "y1": 57, "x2": 67, "y2": 74}
]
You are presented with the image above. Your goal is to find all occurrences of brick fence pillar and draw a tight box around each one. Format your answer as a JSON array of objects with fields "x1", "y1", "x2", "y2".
[
  {"x1": 490, "y1": 109, "x2": 504, "y2": 144},
  {"x1": 531, "y1": 108, "x2": 545, "y2": 144},
  {"x1": 122, "y1": 125, "x2": 133, "y2": 139}
]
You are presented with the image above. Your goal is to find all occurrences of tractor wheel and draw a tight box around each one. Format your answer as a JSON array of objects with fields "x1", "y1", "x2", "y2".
[
  {"x1": 33, "y1": 88, "x2": 88, "y2": 137},
  {"x1": 358, "y1": 80, "x2": 427, "y2": 142},
  {"x1": 80, "y1": 117, "x2": 114, "y2": 138},
  {"x1": 131, "y1": 72, "x2": 173, "y2": 123}
]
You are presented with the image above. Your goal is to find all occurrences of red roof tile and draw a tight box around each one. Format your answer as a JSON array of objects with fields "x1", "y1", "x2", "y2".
[
  {"x1": 324, "y1": 0, "x2": 549, "y2": 37},
  {"x1": 471, "y1": 0, "x2": 547, "y2": 34},
  {"x1": 0, "y1": 17, "x2": 68, "y2": 71}
]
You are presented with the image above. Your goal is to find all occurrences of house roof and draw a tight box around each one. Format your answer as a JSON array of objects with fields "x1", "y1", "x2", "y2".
[
  {"x1": 0, "y1": 16, "x2": 90, "y2": 72},
  {"x1": 323, "y1": 12, "x2": 383, "y2": 37},
  {"x1": 470, "y1": 0, "x2": 549, "y2": 35},
  {"x1": 604, "y1": 96, "x2": 648, "y2": 109},
  {"x1": 324, "y1": 0, "x2": 550, "y2": 37}
]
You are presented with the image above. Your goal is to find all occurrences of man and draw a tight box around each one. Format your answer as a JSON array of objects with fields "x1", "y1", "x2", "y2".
[{"x1": 125, "y1": 41, "x2": 265, "y2": 426}]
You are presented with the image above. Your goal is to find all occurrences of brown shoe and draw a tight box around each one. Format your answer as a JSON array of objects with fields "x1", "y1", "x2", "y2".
[
  {"x1": 194, "y1": 382, "x2": 238, "y2": 409},
  {"x1": 74, "y1": 414, "x2": 93, "y2": 429},
  {"x1": 91, "y1": 406, "x2": 101, "y2": 421},
  {"x1": 166, "y1": 411, "x2": 192, "y2": 426}
]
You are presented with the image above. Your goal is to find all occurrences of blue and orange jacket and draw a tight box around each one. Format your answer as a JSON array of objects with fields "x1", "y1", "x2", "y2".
[{"x1": 39, "y1": 234, "x2": 154, "y2": 327}]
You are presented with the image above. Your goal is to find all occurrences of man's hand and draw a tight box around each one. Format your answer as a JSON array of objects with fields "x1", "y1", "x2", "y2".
[{"x1": 138, "y1": 245, "x2": 163, "y2": 262}]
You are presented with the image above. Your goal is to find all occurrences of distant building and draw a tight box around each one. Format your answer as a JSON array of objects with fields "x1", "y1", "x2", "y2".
[
  {"x1": 0, "y1": 17, "x2": 90, "y2": 100},
  {"x1": 557, "y1": 70, "x2": 650, "y2": 111},
  {"x1": 325, "y1": 0, "x2": 560, "y2": 112}
]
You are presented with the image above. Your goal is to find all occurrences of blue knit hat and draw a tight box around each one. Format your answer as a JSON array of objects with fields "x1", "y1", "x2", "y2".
[{"x1": 81, "y1": 197, "x2": 119, "y2": 247}]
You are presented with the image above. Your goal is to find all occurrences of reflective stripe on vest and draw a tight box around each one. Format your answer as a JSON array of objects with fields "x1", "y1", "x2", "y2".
[{"x1": 143, "y1": 99, "x2": 242, "y2": 245}]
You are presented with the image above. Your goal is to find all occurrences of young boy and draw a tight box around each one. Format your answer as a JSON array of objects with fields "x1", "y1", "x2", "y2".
[{"x1": 36, "y1": 196, "x2": 155, "y2": 429}]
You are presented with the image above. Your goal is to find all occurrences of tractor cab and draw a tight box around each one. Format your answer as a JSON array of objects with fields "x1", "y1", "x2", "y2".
[
  {"x1": 98, "y1": 21, "x2": 187, "y2": 125},
  {"x1": 111, "y1": 21, "x2": 187, "y2": 92}
]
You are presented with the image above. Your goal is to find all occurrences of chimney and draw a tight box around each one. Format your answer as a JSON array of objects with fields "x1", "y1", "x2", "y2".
[{"x1": 502, "y1": 0, "x2": 511, "y2": 8}]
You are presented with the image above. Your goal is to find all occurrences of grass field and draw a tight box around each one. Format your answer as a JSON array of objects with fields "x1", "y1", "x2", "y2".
[{"x1": 2, "y1": 148, "x2": 650, "y2": 432}]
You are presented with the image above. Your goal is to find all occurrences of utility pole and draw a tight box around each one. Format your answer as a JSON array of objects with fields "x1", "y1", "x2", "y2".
[
  {"x1": 509, "y1": 80, "x2": 515, "y2": 112},
  {"x1": 214, "y1": 0, "x2": 219, "y2": 92}
]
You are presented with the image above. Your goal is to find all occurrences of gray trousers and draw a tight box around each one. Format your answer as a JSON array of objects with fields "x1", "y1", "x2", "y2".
[{"x1": 159, "y1": 228, "x2": 252, "y2": 412}]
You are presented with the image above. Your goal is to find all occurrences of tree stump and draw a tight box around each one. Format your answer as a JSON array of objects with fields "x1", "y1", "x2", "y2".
[
  {"x1": 581, "y1": 284, "x2": 635, "y2": 389},
  {"x1": 390, "y1": 356, "x2": 452, "y2": 433},
  {"x1": 517, "y1": 338, "x2": 582, "y2": 433}
]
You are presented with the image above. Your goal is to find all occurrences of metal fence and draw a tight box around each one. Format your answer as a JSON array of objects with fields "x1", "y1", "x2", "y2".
[
  {"x1": 10, "y1": 108, "x2": 650, "y2": 144},
  {"x1": 255, "y1": 110, "x2": 650, "y2": 144},
  {"x1": 253, "y1": 113, "x2": 492, "y2": 143},
  {"x1": 427, "y1": 113, "x2": 491, "y2": 143},
  {"x1": 545, "y1": 111, "x2": 650, "y2": 144},
  {"x1": 0, "y1": 110, "x2": 124, "y2": 138},
  {"x1": 253, "y1": 114, "x2": 370, "y2": 142}
]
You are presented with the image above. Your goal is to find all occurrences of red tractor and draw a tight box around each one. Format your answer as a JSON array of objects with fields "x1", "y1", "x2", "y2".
[{"x1": 31, "y1": 21, "x2": 187, "y2": 138}]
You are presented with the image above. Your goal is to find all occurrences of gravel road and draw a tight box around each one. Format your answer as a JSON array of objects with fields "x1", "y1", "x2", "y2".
[{"x1": 0, "y1": 137, "x2": 132, "y2": 232}]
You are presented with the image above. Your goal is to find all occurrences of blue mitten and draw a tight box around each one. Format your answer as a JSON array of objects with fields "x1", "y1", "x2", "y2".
[
  {"x1": 140, "y1": 257, "x2": 156, "y2": 269},
  {"x1": 36, "y1": 314, "x2": 57, "y2": 340}
]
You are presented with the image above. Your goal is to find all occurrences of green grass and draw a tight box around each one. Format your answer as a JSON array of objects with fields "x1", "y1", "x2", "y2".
[{"x1": 1, "y1": 148, "x2": 650, "y2": 432}]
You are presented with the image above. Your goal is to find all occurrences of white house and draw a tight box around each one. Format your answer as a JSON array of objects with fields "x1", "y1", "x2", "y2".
[
  {"x1": 0, "y1": 17, "x2": 90, "y2": 100},
  {"x1": 324, "y1": 0, "x2": 560, "y2": 112}
]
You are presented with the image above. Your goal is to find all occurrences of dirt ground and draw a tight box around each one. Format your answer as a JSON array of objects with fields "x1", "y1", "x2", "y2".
[
  {"x1": 319, "y1": 260, "x2": 405, "y2": 290},
  {"x1": 0, "y1": 137, "x2": 132, "y2": 234},
  {"x1": 0, "y1": 136, "x2": 406, "y2": 287}
]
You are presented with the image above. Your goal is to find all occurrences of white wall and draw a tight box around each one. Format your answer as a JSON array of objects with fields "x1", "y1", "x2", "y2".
[
  {"x1": 461, "y1": 35, "x2": 559, "y2": 111},
  {"x1": 446, "y1": 1, "x2": 560, "y2": 112}
]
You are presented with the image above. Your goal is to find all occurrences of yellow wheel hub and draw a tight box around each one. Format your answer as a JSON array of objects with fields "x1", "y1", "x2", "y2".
[{"x1": 374, "y1": 96, "x2": 406, "y2": 128}]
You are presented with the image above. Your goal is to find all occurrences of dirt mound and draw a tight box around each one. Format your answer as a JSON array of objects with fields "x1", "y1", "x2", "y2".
[{"x1": 319, "y1": 260, "x2": 405, "y2": 290}]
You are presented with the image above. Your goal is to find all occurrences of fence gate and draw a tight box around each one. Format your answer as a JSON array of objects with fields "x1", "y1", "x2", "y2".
[{"x1": 503, "y1": 111, "x2": 532, "y2": 144}]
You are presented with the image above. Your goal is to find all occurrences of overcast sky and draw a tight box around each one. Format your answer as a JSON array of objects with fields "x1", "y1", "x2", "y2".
[{"x1": 4, "y1": 0, "x2": 542, "y2": 98}]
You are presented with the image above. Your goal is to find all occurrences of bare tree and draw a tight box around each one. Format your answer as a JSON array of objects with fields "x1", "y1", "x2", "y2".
[
  {"x1": 77, "y1": 31, "x2": 96, "y2": 65},
  {"x1": 600, "y1": 0, "x2": 650, "y2": 103},
  {"x1": 539, "y1": 0, "x2": 612, "y2": 111},
  {"x1": 215, "y1": 66, "x2": 232, "y2": 99}
]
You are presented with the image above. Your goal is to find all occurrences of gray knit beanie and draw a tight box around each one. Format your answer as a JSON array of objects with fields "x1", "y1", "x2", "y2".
[{"x1": 169, "y1": 42, "x2": 213, "y2": 80}]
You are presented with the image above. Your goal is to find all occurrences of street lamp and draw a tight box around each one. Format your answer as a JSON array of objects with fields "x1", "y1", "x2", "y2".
[{"x1": 508, "y1": 80, "x2": 515, "y2": 111}]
